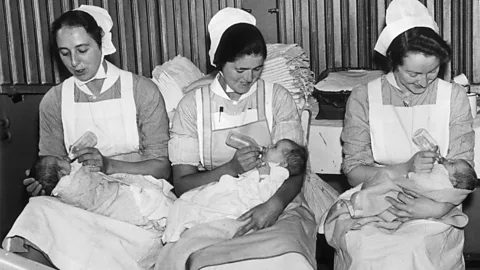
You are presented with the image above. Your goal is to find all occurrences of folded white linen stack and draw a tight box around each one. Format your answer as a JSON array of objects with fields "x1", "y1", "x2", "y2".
[
  {"x1": 151, "y1": 55, "x2": 204, "y2": 113},
  {"x1": 261, "y1": 44, "x2": 315, "y2": 110}
]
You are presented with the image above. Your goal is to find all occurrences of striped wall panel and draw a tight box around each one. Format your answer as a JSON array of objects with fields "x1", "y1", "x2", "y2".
[
  {"x1": 278, "y1": 0, "x2": 480, "y2": 83},
  {"x1": 0, "y1": 0, "x2": 242, "y2": 86},
  {"x1": 1, "y1": 0, "x2": 478, "y2": 87}
]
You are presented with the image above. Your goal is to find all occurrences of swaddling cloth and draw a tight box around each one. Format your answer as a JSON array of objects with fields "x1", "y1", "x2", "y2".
[
  {"x1": 52, "y1": 164, "x2": 175, "y2": 231},
  {"x1": 163, "y1": 163, "x2": 289, "y2": 243},
  {"x1": 67, "y1": 131, "x2": 98, "y2": 160}
]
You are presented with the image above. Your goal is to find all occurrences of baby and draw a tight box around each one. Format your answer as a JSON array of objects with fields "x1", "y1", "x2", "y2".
[
  {"x1": 409, "y1": 158, "x2": 477, "y2": 191},
  {"x1": 324, "y1": 158, "x2": 477, "y2": 232},
  {"x1": 29, "y1": 156, "x2": 176, "y2": 232},
  {"x1": 163, "y1": 138, "x2": 308, "y2": 242}
]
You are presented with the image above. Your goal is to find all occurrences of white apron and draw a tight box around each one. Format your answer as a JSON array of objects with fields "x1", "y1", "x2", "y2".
[
  {"x1": 369, "y1": 74, "x2": 450, "y2": 164},
  {"x1": 336, "y1": 75, "x2": 465, "y2": 270},
  {"x1": 61, "y1": 61, "x2": 139, "y2": 157}
]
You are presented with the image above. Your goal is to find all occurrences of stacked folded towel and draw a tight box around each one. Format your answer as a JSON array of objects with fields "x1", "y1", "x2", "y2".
[
  {"x1": 314, "y1": 69, "x2": 385, "y2": 92},
  {"x1": 261, "y1": 44, "x2": 315, "y2": 110},
  {"x1": 151, "y1": 55, "x2": 204, "y2": 112}
]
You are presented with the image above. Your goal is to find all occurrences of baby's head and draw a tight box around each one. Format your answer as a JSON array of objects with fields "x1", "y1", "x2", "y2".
[
  {"x1": 29, "y1": 156, "x2": 71, "y2": 195},
  {"x1": 262, "y1": 139, "x2": 308, "y2": 176},
  {"x1": 443, "y1": 159, "x2": 477, "y2": 190}
]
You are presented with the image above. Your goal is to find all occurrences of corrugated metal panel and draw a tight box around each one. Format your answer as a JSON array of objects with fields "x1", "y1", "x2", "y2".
[
  {"x1": 278, "y1": 0, "x2": 479, "y2": 83},
  {"x1": 1, "y1": 0, "x2": 478, "y2": 88},
  {"x1": 0, "y1": 0, "x2": 242, "y2": 88}
]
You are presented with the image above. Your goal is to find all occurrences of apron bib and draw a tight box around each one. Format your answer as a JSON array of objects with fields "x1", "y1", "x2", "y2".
[
  {"x1": 368, "y1": 76, "x2": 450, "y2": 165},
  {"x1": 61, "y1": 61, "x2": 139, "y2": 158},
  {"x1": 196, "y1": 79, "x2": 272, "y2": 170}
]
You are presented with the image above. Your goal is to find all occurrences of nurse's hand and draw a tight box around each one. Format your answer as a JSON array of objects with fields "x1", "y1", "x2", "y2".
[
  {"x1": 407, "y1": 148, "x2": 438, "y2": 173},
  {"x1": 23, "y1": 170, "x2": 45, "y2": 196},
  {"x1": 385, "y1": 188, "x2": 454, "y2": 219},
  {"x1": 72, "y1": 147, "x2": 108, "y2": 173},
  {"x1": 228, "y1": 146, "x2": 263, "y2": 175},
  {"x1": 234, "y1": 197, "x2": 283, "y2": 237}
]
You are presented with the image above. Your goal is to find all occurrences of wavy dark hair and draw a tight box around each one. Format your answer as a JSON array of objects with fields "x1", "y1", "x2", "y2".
[
  {"x1": 386, "y1": 27, "x2": 451, "y2": 71},
  {"x1": 213, "y1": 23, "x2": 267, "y2": 70}
]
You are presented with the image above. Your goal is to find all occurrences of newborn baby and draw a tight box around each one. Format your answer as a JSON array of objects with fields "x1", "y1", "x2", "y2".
[
  {"x1": 408, "y1": 158, "x2": 477, "y2": 191},
  {"x1": 29, "y1": 156, "x2": 176, "y2": 231},
  {"x1": 163, "y1": 139, "x2": 308, "y2": 242},
  {"x1": 331, "y1": 158, "x2": 477, "y2": 228}
]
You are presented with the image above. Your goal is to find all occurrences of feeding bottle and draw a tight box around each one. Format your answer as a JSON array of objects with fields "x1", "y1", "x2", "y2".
[
  {"x1": 225, "y1": 131, "x2": 266, "y2": 153},
  {"x1": 412, "y1": 128, "x2": 446, "y2": 163}
]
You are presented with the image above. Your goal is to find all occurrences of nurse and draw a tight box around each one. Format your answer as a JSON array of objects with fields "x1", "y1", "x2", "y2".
[
  {"x1": 343, "y1": 0, "x2": 473, "y2": 216},
  {"x1": 24, "y1": 5, "x2": 170, "y2": 195},
  {"x1": 340, "y1": 0, "x2": 474, "y2": 268},
  {"x1": 5, "y1": 5, "x2": 170, "y2": 269},
  {"x1": 166, "y1": 7, "x2": 317, "y2": 269}
]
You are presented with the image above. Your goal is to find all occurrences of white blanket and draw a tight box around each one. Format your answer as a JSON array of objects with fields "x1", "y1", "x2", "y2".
[
  {"x1": 52, "y1": 164, "x2": 175, "y2": 230},
  {"x1": 3, "y1": 197, "x2": 163, "y2": 270},
  {"x1": 163, "y1": 165, "x2": 288, "y2": 243}
]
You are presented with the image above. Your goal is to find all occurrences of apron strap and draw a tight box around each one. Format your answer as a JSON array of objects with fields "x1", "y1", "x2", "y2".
[
  {"x1": 367, "y1": 77, "x2": 383, "y2": 105},
  {"x1": 200, "y1": 86, "x2": 213, "y2": 169},
  {"x1": 434, "y1": 79, "x2": 452, "y2": 155},
  {"x1": 61, "y1": 77, "x2": 76, "y2": 152},
  {"x1": 262, "y1": 80, "x2": 274, "y2": 132},
  {"x1": 196, "y1": 88, "x2": 205, "y2": 167}
]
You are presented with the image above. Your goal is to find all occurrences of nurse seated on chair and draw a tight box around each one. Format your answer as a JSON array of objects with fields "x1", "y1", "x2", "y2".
[
  {"x1": 163, "y1": 7, "x2": 317, "y2": 269},
  {"x1": 3, "y1": 5, "x2": 170, "y2": 270},
  {"x1": 338, "y1": 0, "x2": 474, "y2": 269}
]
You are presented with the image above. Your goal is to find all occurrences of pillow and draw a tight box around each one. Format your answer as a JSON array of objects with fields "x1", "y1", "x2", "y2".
[{"x1": 151, "y1": 55, "x2": 204, "y2": 112}]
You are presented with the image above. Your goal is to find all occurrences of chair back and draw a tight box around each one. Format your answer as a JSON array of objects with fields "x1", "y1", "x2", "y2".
[{"x1": 300, "y1": 109, "x2": 311, "y2": 146}]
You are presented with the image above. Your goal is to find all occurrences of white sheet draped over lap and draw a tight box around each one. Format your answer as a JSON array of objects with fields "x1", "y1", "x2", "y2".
[
  {"x1": 2, "y1": 162, "x2": 175, "y2": 270},
  {"x1": 3, "y1": 196, "x2": 163, "y2": 270}
]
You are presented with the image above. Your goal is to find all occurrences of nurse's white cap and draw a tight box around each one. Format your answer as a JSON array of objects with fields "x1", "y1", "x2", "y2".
[
  {"x1": 208, "y1": 7, "x2": 256, "y2": 67},
  {"x1": 374, "y1": 0, "x2": 438, "y2": 56},
  {"x1": 75, "y1": 5, "x2": 116, "y2": 56}
]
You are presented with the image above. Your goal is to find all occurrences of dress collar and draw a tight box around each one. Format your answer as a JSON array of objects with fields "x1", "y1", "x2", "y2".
[
  {"x1": 211, "y1": 73, "x2": 258, "y2": 101},
  {"x1": 74, "y1": 60, "x2": 121, "y2": 95},
  {"x1": 74, "y1": 55, "x2": 107, "y2": 87},
  {"x1": 386, "y1": 72, "x2": 401, "y2": 89}
]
